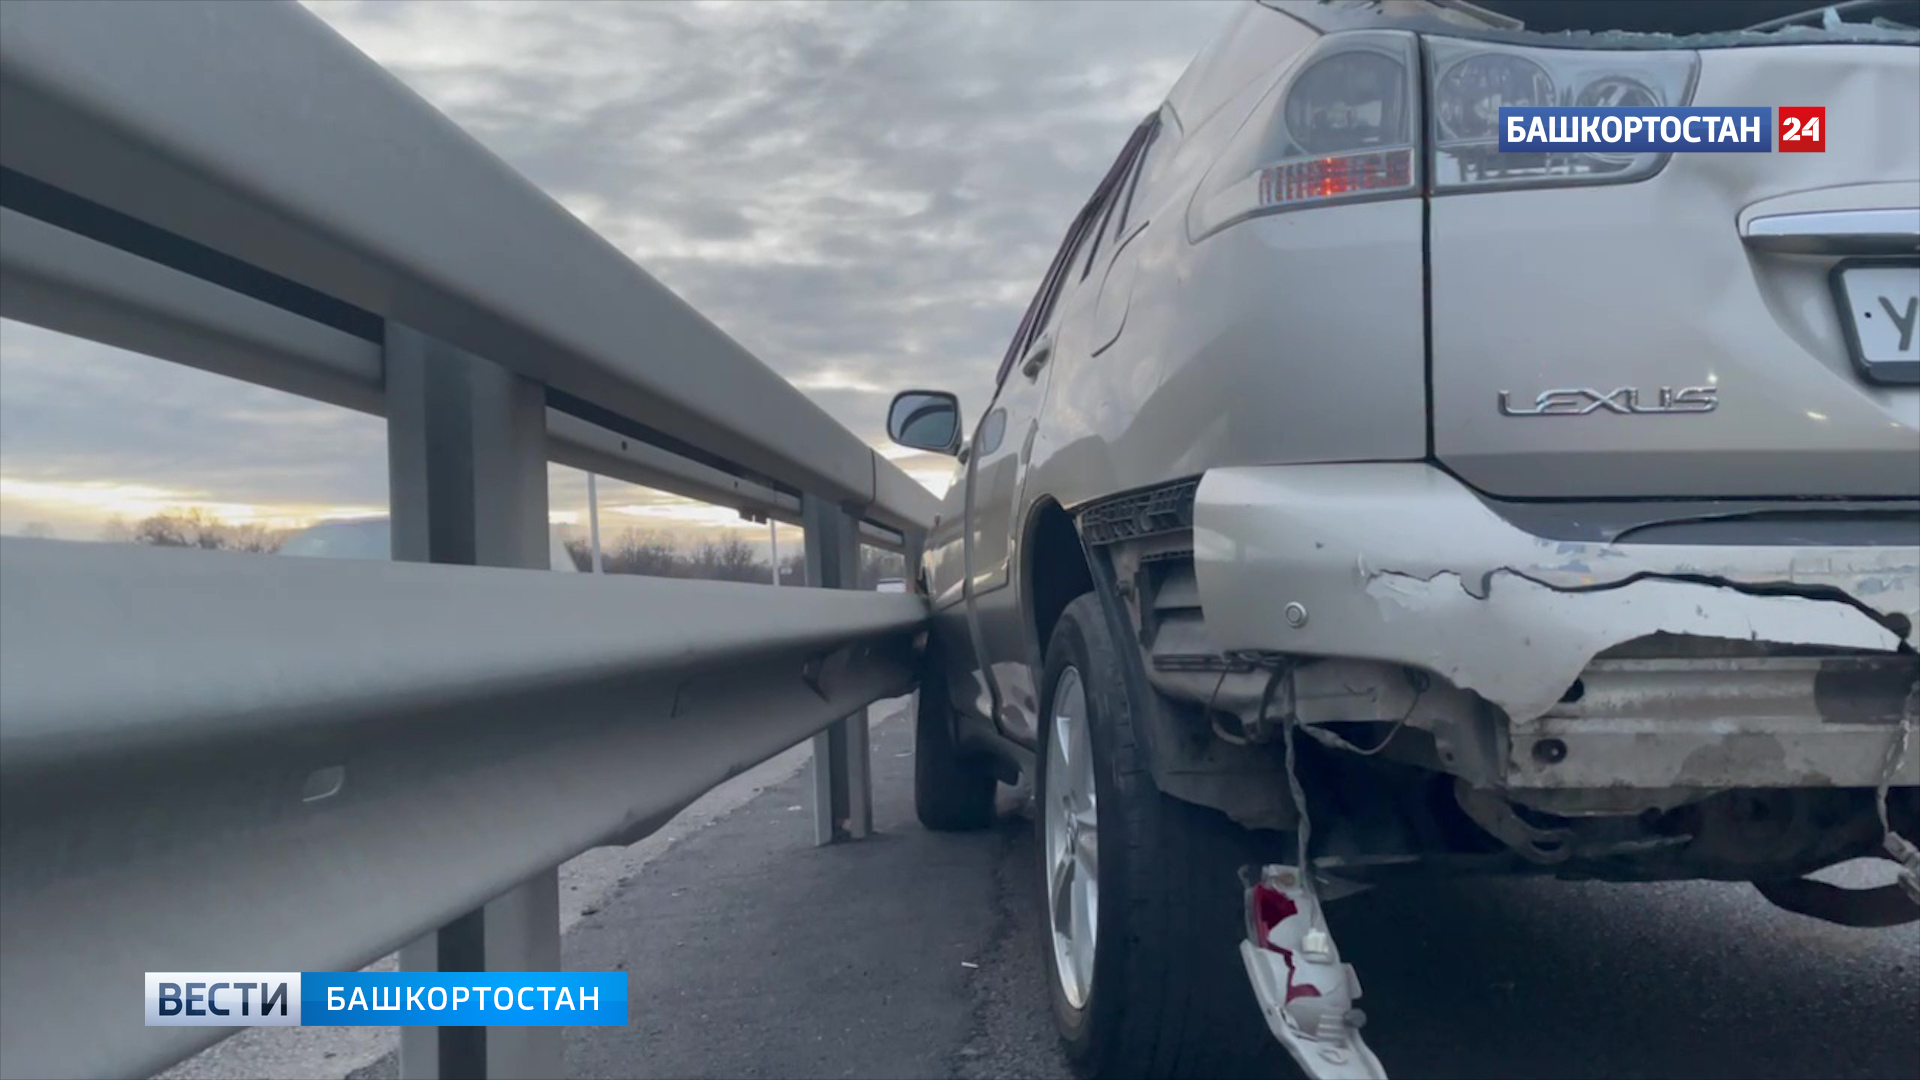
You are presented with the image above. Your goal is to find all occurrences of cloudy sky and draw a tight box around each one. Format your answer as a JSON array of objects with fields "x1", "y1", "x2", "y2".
[{"x1": 0, "y1": 0, "x2": 1234, "y2": 545}]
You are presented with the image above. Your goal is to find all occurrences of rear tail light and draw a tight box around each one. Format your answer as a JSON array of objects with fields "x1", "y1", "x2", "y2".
[
  {"x1": 1188, "y1": 30, "x2": 1702, "y2": 240},
  {"x1": 1189, "y1": 32, "x2": 1420, "y2": 239},
  {"x1": 1248, "y1": 880, "x2": 1298, "y2": 952},
  {"x1": 1427, "y1": 36, "x2": 1699, "y2": 191},
  {"x1": 1258, "y1": 148, "x2": 1416, "y2": 208}
]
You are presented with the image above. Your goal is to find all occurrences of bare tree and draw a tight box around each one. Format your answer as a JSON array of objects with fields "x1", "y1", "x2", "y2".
[
  {"x1": 766, "y1": 548, "x2": 902, "y2": 589},
  {"x1": 133, "y1": 510, "x2": 203, "y2": 548},
  {"x1": 563, "y1": 526, "x2": 853, "y2": 586},
  {"x1": 563, "y1": 537, "x2": 594, "y2": 572},
  {"x1": 681, "y1": 535, "x2": 761, "y2": 583},
  {"x1": 714, "y1": 534, "x2": 762, "y2": 582},
  {"x1": 592, "y1": 529, "x2": 685, "y2": 578},
  {"x1": 131, "y1": 508, "x2": 286, "y2": 554},
  {"x1": 627, "y1": 531, "x2": 686, "y2": 578},
  {"x1": 222, "y1": 522, "x2": 285, "y2": 554},
  {"x1": 19, "y1": 521, "x2": 57, "y2": 540},
  {"x1": 99, "y1": 516, "x2": 135, "y2": 543}
]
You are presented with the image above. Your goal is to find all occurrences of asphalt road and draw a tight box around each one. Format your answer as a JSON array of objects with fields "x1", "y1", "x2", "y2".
[{"x1": 174, "y1": 703, "x2": 1919, "y2": 1080}]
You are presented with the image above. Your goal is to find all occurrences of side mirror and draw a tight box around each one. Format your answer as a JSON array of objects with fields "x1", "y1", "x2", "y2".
[{"x1": 886, "y1": 390, "x2": 962, "y2": 455}]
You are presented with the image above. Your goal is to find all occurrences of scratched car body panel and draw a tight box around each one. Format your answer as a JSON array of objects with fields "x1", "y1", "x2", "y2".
[
  {"x1": 1195, "y1": 465, "x2": 1919, "y2": 724},
  {"x1": 1195, "y1": 463, "x2": 1920, "y2": 799},
  {"x1": 886, "y1": 2, "x2": 1920, "y2": 1078}
]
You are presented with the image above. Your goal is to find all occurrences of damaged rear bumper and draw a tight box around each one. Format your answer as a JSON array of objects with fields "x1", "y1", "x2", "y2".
[{"x1": 1192, "y1": 464, "x2": 1920, "y2": 792}]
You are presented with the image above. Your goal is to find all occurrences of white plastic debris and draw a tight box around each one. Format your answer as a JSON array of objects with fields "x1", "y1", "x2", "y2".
[{"x1": 1239, "y1": 865, "x2": 1387, "y2": 1080}]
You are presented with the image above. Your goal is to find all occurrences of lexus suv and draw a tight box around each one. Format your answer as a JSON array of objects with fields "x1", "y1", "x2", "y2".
[{"x1": 883, "y1": 2, "x2": 1920, "y2": 1078}]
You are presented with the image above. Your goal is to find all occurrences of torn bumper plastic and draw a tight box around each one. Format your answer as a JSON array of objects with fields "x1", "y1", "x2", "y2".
[
  {"x1": 1193, "y1": 465, "x2": 1920, "y2": 791},
  {"x1": 1241, "y1": 865, "x2": 1386, "y2": 1080}
]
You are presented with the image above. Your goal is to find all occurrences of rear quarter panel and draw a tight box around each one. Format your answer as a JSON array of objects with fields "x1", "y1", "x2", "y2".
[
  {"x1": 1025, "y1": 12, "x2": 1429, "y2": 516},
  {"x1": 1026, "y1": 196, "x2": 1429, "y2": 513}
]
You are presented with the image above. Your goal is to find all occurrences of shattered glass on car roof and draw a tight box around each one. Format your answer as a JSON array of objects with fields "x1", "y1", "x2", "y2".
[{"x1": 1268, "y1": 1, "x2": 1920, "y2": 46}]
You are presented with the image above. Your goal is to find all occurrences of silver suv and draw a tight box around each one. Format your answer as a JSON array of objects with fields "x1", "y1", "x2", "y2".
[{"x1": 885, "y1": 2, "x2": 1920, "y2": 1077}]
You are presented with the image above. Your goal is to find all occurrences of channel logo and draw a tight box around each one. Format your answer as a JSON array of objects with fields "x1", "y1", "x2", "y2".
[
  {"x1": 1496, "y1": 105, "x2": 1831, "y2": 154},
  {"x1": 145, "y1": 973, "x2": 302, "y2": 1027},
  {"x1": 1777, "y1": 106, "x2": 1826, "y2": 152},
  {"x1": 145, "y1": 972, "x2": 629, "y2": 1027}
]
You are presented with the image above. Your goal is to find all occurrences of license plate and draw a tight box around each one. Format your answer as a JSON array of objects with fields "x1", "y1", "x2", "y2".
[{"x1": 1834, "y1": 261, "x2": 1920, "y2": 384}]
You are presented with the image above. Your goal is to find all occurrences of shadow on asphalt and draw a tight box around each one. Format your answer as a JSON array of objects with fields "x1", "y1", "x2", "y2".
[
  {"x1": 354, "y1": 711, "x2": 1918, "y2": 1080},
  {"x1": 988, "y1": 797, "x2": 1919, "y2": 1080},
  {"x1": 1324, "y1": 869, "x2": 1919, "y2": 1080}
]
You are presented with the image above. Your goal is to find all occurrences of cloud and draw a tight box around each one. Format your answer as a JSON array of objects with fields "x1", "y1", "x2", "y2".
[
  {"x1": 0, "y1": 321, "x2": 392, "y2": 536},
  {"x1": 0, "y1": 0, "x2": 1234, "y2": 538}
]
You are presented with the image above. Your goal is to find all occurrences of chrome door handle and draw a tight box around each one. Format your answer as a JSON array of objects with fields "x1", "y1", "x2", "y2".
[
  {"x1": 1020, "y1": 334, "x2": 1054, "y2": 379},
  {"x1": 1742, "y1": 208, "x2": 1920, "y2": 255}
]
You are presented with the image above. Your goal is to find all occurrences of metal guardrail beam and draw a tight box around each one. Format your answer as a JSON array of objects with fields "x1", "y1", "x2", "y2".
[
  {"x1": 0, "y1": 538, "x2": 922, "y2": 1079},
  {"x1": 548, "y1": 410, "x2": 804, "y2": 529},
  {"x1": 0, "y1": 206, "x2": 385, "y2": 414},
  {"x1": 0, "y1": 0, "x2": 936, "y2": 533},
  {"x1": 0, "y1": 207, "x2": 822, "y2": 532},
  {"x1": 0, "y1": 6, "x2": 936, "y2": 1077},
  {"x1": 858, "y1": 517, "x2": 909, "y2": 551}
]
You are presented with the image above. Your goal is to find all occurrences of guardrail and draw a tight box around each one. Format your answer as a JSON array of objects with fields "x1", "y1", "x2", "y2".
[{"x1": 0, "y1": 2, "x2": 936, "y2": 1078}]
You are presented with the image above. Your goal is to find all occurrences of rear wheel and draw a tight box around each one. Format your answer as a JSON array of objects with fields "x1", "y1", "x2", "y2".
[
  {"x1": 1039, "y1": 593, "x2": 1282, "y2": 1079},
  {"x1": 914, "y1": 645, "x2": 997, "y2": 832}
]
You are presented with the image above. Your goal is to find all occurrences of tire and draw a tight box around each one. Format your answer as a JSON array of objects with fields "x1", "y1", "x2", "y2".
[
  {"x1": 914, "y1": 645, "x2": 997, "y2": 831},
  {"x1": 1038, "y1": 593, "x2": 1282, "y2": 1080}
]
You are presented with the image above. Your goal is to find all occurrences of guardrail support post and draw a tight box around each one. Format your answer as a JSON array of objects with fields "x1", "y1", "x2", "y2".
[
  {"x1": 803, "y1": 494, "x2": 873, "y2": 845},
  {"x1": 386, "y1": 323, "x2": 563, "y2": 1080}
]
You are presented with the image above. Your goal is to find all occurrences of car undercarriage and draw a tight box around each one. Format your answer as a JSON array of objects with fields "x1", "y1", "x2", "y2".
[{"x1": 1089, "y1": 469, "x2": 1920, "y2": 914}]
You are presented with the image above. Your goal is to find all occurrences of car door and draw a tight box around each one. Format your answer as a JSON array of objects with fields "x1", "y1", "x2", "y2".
[
  {"x1": 966, "y1": 121, "x2": 1156, "y2": 744},
  {"x1": 921, "y1": 452, "x2": 984, "y2": 718},
  {"x1": 950, "y1": 249, "x2": 1076, "y2": 738},
  {"x1": 922, "y1": 238, "x2": 1081, "y2": 728}
]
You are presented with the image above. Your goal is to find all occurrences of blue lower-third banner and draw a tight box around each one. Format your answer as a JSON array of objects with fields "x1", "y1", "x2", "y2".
[
  {"x1": 1498, "y1": 106, "x2": 1773, "y2": 153},
  {"x1": 145, "y1": 972, "x2": 628, "y2": 1026}
]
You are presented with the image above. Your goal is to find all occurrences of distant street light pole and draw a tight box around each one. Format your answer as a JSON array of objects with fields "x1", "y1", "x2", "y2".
[
  {"x1": 769, "y1": 519, "x2": 780, "y2": 587},
  {"x1": 586, "y1": 472, "x2": 603, "y2": 574}
]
